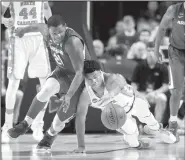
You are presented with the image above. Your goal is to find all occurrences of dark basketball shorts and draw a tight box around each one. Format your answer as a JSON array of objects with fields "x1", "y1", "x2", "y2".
[
  {"x1": 168, "y1": 45, "x2": 185, "y2": 91},
  {"x1": 48, "y1": 66, "x2": 85, "y2": 122}
]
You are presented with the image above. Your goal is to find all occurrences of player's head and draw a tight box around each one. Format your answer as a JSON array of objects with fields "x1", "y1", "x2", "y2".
[
  {"x1": 83, "y1": 60, "x2": 103, "y2": 88},
  {"x1": 48, "y1": 15, "x2": 67, "y2": 44}
]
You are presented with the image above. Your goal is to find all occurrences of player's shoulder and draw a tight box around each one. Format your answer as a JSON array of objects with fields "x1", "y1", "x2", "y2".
[
  {"x1": 166, "y1": 4, "x2": 177, "y2": 15},
  {"x1": 65, "y1": 34, "x2": 83, "y2": 48},
  {"x1": 105, "y1": 73, "x2": 125, "y2": 84}
]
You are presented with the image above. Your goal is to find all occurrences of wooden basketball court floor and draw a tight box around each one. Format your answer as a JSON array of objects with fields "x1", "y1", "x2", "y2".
[{"x1": 1, "y1": 134, "x2": 184, "y2": 160}]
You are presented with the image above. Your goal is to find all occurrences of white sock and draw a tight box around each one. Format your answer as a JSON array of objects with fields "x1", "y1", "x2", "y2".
[
  {"x1": 5, "y1": 81, "x2": 20, "y2": 127},
  {"x1": 48, "y1": 129, "x2": 55, "y2": 136},
  {"x1": 4, "y1": 110, "x2": 14, "y2": 128},
  {"x1": 25, "y1": 116, "x2": 34, "y2": 126},
  {"x1": 169, "y1": 116, "x2": 177, "y2": 122}
]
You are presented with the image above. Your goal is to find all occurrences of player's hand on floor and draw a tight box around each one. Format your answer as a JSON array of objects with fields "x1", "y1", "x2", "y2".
[
  {"x1": 73, "y1": 147, "x2": 86, "y2": 153},
  {"x1": 60, "y1": 94, "x2": 71, "y2": 113}
]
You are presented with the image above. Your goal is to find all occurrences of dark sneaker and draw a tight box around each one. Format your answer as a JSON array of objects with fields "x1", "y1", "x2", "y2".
[
  {"x1": 168, "y1": 121, "x2": 180, "y2": 143},
  {"x1": 7, "y1": 120, "x2": 30, "y2": 139},
  {"x1": 36, "y1": 132, "x2": 57, "y2": 152}
]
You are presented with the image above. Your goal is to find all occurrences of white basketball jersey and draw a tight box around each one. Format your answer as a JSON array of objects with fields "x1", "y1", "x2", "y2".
[
  {"x1": 4, "y1": 2, "x2": 45, "y2": 36},
  {"x1": 85, "y1": 73, "x2": 135, "y2": 113}
]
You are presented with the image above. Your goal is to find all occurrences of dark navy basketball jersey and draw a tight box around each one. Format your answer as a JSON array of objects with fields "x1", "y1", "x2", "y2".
[
  {"x1": 170, "y1": 3, "x2": 185, "y2": 50},
  {"x1": 48, "y1": 27, "x2": 91, "y2": 74}
]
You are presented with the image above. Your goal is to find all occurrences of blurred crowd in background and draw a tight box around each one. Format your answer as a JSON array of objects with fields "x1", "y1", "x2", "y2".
[{"x1": 1, "y1": 1, "x2": 184, "y2": 134}]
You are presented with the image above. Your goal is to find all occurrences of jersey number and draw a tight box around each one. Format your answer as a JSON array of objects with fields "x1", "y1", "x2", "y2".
[{"x1": 19, "y1": 7, "x2": 37, "y2": 19}]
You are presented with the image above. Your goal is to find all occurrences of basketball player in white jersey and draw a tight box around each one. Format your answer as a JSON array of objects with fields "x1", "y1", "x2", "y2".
[
  {"x1": 72, "y1": 60, "x2": 176, "y2": 152},
  {"x1": 73, "y1": 60, "x2": 176, "y2": 152},
  {"x1": 1, "y1": 1, "x2": 52, "y2": 143}
]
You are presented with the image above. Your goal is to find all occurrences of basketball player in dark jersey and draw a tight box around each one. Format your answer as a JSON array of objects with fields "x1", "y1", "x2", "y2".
[
  {"x1": 155, "y1": 2, "x2": 185, "y2": 143},
  {"x1": 7, "y1": 15, "x2": 91, "y2": 150}
]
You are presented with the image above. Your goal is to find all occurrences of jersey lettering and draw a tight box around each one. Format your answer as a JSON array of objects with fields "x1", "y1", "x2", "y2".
[{"x1": 53, "y1": 53, "x2": 64, "y2": 66}]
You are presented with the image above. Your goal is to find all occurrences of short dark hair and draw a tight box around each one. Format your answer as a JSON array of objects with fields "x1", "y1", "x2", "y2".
[
  {"x1": 84, "y1": 60, "x2": 101, "y2": 75},
  {"x1": 47, "y1": 15, "x2": 66, "y2": 28}
]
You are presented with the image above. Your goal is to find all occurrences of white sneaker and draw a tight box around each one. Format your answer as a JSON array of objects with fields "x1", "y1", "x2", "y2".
[
  {"x1": 1, "y1": 124, "x2": 11, "y2": 143},
  {"x1": 31, "y1": 121, "x2": 44, "y2": 142}
]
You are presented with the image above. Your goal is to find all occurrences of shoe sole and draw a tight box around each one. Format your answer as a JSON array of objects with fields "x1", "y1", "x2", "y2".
[{"x1": 34, "y1": 148, "x2": 51, "y2": 153}]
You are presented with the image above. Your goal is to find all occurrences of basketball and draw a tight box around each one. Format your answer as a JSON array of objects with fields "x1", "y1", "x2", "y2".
[{"x1": 101, "y1": 102, "x2": 127, "y2": 130}]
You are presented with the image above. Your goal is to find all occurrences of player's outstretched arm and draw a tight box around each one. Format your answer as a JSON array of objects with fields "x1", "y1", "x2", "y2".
[
  {"x1": 65, "y1": 37, "x2": 85, "y2": 99},
  {"x1": 154, "y1": 5, "x2": 174, "y2": 58},
  {"x1": 43, "y1": 2, "x2": 52, "y2": 21},
  {"x1": 75, "y1": 88, "x2": 90, "y2": 152},
  {"x1": 16, "y1": 23, "x2": 49, "y2": 39}
]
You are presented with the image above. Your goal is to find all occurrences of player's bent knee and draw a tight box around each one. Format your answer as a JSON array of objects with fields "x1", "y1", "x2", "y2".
[{"x1": 37, "y1": 84, "x2": 59, "y2": 102}]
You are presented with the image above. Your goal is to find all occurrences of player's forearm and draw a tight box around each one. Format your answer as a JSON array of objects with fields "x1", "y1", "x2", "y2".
[
  {"x1": 66, "y1": 71, "x2": 84, "y2": 99},
  {"x1": 75, "y1": 115, "x2": 86, "y2": 148},
  {"x1": 154, "y1": 27, "x2": 166, "y2": 52},
  {"x1": 23, "y1": 24, "x2": 44, "y2": 34}
]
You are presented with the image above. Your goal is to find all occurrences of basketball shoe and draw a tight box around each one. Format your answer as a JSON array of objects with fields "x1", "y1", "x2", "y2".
[
  {"x1": 7, "y1": 120, "x2": 30, "y2": 139},
  {"x1": 168, "y1": 121, "x2": 180, "y2": 143},
  {"x1": 1, "y1": 124, "x2": 11, "y2": 143},
  {"x1": 143, "y1": 123, "x2": 177, "y2": 143},
  {"x1": 36, "y1": 131, "x2": 57, "y2": 152}
]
